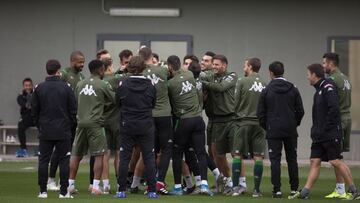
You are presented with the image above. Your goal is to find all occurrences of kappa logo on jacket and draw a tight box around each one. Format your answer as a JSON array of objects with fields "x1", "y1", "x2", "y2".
[
  {"x1": 146, "y1": 73, "x2": 164, "y2": 85},
  {"x1": 79, "y1": 84, "x2": 97, "y2": 96},
  {"x1": 180, "y1": 81, "x2": 194, "y2": 95},
  {"x1": 344, "y1": 79, "x2": 351, "y2": 90},
  {"x1": 249, "y1": 81, "x2": 265, "y2": 92}
]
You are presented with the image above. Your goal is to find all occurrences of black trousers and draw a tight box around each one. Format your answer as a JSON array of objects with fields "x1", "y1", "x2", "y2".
[
  {"x1": 49, "y1": 127, "x2": 75, "y2": 179},
  {"x1": 173, "y1": 116, "x2": 207, "y2": 184},
  {"x1": 267, "y1": 137, "x2": 299, "y2": 192},
  {"x1": 17, "y1": 116, "x2": 35, "y2": 149},
  {"x1": 118, "y1": 122, "x2": 156, "y2": 192},
  {"x1": 154, "y1": 116, "x2": 173, "y2": 183},
  {"x1": 38, "y1": 139, "x2": 71, "y2": 195}
]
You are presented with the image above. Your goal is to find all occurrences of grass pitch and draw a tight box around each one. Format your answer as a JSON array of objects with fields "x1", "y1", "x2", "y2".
[{"x1": 0, "y1": 161, "x2": 359, "y2": 203}]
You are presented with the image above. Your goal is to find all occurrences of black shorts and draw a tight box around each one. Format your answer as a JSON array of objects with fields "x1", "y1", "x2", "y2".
[
  {"x1": 310, "y1": 139, "x2": 342, "y2": 161},
  {"x1": 154, "y1": 116, "x2": 174, "y2": 154}
]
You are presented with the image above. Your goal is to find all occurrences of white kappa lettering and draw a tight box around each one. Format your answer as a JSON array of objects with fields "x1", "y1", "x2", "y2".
[{"x1": 79, "y1": 84, "x2": 97, "y2": 96}]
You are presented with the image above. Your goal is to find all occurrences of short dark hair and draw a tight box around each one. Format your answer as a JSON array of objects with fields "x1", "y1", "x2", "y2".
[
  {"x1": 307, "y1": 63, "x2": 324, "y2": 78},
  {"x1": 213, "y1": 54, "x2": 228, "y2": 65},
  {"x1": 167, "y1": 55, "x2": 181, "y2": 71},
  {"x1": 323, "y1": 52, "x2": 339, "y2": 66},
  {"x1": 247, "y1": 57, "x2": 261, "y2": 72},
  {"x1": 103, "y1": 58, "x2": 113, "y2": 71},
  {"x1": 152, "y1": 53, "x2": 159, "y2": 61},
  {"x1": 22, "y1": 77, "x2": 33, "y2": 84},
  {"x1": 139, "y1": 47, "x2": 152, "y2": 61},
  {"x1": 119, "y1": 49, "x2": 133, "y2": 61},
  {"x1": 88, "y1": 60, "x2": 104, "y2": 74},
  {"x1": 70, "y1": 51, "x2": 84, "y2": 61},
  {"x1": 127, "y1": 56, "x2": 146, "y2": 75},
  {"x1": 204, "y1": 51, "x2": 216, "y2": 58},
  {"x1": 188, "y1": 62, "x2": 201, "y2": 78},
  {"x1": 183, "y1": 54, "x2": 199, "y2": 64},
  {"x1": 96, "y1": 49, "x2": 109, "y2": 59},
  {"x1": 46, "y1": 59, "x2": 61, "y2": 75},
  {"x1": 269, "y1": 61, "x2": 284, "y2": 77}
]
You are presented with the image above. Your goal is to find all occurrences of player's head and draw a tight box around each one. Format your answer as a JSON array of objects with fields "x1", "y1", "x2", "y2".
[
  {"x1": 188, "y1": 61, "x2": 201, "y2": 79},
  {"x1": 201, "y1": 51, "x2": 215, "y2": 70},
  {"x1": 322, "y1": 52, "x2": 339, "y2": 74},
  {"x1": 88, "y1": 59, "x2": 105, "y2": 79},
  {"x1": 307, "y1": 63, "x2": 324, "y2": 85},
  {"x1": 127, "y1": 56, "x2": 146, "y2": 75},
  {"x1": 244, "y1": 57, "x2": 261, "y2": 76},
  {"x1": 103, "y1": 58, "x2": 113, "y2": 74},
  {"x1": 269, "y1": 61, "x2": 284, "y2": 79},
  {"x1": 167, "y1": 55, "x2": 181, "y2": 73},
  {"x1": 70, "y1": 51, "x2": 85, "y2": 72},
  {"x1": 46, "y1": 59, "x2": 61, "y2": 76},
  {"x1": 152, "y1": 53, "x2": 160, "y2": 65},
  {"x1": 96, "y1": 49, "x2": 112, "y2": 61},
  {"x1": 119, "y1": 49, "x2": 133, "y2": 68},
  {"x1": 183, "y1": 54, "x2": 199, "y2": 70},
  {"x1": 22, "y1": 77, "x2": 33, "y2": 92},
  {"x1": 212, "y1": 54, "x2": 227, "y2": 74},
  {"x1": 139, "y1": 47, "x2": 153, "y2": 62}
]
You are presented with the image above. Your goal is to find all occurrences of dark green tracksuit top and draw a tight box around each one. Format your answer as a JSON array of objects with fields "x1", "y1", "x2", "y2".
[
  {"x1": 168, "y1": 70, "x2": 201, "y2": 119},
  {"x1": 75, "y1": 75, "x2": 115, "y2": 128}
]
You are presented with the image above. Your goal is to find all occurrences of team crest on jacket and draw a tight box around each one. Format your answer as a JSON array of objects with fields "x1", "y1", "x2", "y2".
[
  {"x1": 79, "y1": 84, "x2": 97, "y2": 96},
  {"x1": 180, "y1": 81, "x2": 194, "y2": 95}
]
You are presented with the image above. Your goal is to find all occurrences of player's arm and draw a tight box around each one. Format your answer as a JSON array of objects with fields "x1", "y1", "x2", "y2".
[
  {"x1": 30, "y1": 88, "x2": 40, "y2": 126},
  {"x1": 67, "y1": 86, "x2": 77, "y2": 128},
  {"x1": 257, "y1": 89, "x2": 267, "y2": 130},
  {"x1": 294, "y1": 87, "x2": 305, "y2": 126},
  {"x1": 202, "y1": 72, "x2": 237, "y2": 93},
  {"x1": 324, "y1": 84, "x2": 340, "y2": 131}
]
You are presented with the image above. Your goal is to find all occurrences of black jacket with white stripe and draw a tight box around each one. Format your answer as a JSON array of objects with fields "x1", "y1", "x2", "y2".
[{"x1": 311, "y1": 78, "x2": 341, "y2": 143}]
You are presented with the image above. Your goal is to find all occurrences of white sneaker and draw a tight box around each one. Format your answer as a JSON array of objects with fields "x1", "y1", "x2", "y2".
[
  {"x1": 59, "y1": 192, "x2": 74, "y2": 199},
  {"x1": 6, "y1": 136, "x2": 11, "y2": 143},
  {"x1": 68, "y1": 184, "x2": 78, "y2": 194},
  {"x1": 47, "y1": 181, "x2": 60, "y2": 191},
  {"x1": 38, "y1": 192, "x2": 48, "y2": 198},
  {"x1": 103, "y1": 186, "x2": 111, "y2": 194}
]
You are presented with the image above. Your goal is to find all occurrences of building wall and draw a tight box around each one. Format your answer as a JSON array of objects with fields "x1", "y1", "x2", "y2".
[{"x1": 1, "y1": 0, "x2": 360, "y2": 159}]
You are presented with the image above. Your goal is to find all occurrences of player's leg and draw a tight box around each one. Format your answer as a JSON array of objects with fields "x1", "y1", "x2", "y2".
[
  {"x1": 251, "y1": 125, "x2": 266, "y2": 198},
  {"x1": 130, "y1": 155, "x2": 144, "y2": 192},
  {"x1": 89, "y1": 128, "x2": 107, "y2": 195},
  {"x1": 267, "y1": 138, "x2": 283, "y2": 197},
  {"x1": 38, "y1": 140, "x2": 56, "y2": 197},
  {"x1": 56, "y1": 139, "x2": 71, "y2": 197},
  {"x1": 283, "y1": 136, "x2": 299, "y2": 198},
  {"x1": 68, "y1": 127, "x2": 86, "y2": 193}
]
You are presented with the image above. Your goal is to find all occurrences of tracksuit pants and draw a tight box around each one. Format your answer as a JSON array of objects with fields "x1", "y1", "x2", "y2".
[
  {"x1": 267, "y1": 137, "x2": 299, "y2": 192},
  {"x1": 38, "y1": 139, "x2": 71, "y2": 195},
  {"x1": 173, "y1": 116, "x2": 208, "y2": 184},
  {"x1": 17, "y1": 116, "x2": 35, "y2": 149},
  {"x1": 117, "y1": 121, "x2": 156, "y2": 192}
]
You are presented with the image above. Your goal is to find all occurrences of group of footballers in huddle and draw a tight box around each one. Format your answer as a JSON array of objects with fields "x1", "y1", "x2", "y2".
[{"x1": 34, "y1": 46, "x2": 359, "y2": 200}]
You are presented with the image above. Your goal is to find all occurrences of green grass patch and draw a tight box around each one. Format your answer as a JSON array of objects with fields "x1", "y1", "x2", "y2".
[{"x1": 0, "y1": 161, "x2": 359, "y2": 202}]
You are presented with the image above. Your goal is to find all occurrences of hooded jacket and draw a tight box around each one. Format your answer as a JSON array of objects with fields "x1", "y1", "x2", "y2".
[
  {"x1": 257, "y1": 77, "x2": 304, "y2": 139},
  {"x1": 310, "y1": 78, "x2": 341, "y2": 143},
  {"x1": 116, "y1": 76, "x2": 156, "y2": 133},
  {"x1": 31, "y1": 76, "x2": 77, "y2": 140}
]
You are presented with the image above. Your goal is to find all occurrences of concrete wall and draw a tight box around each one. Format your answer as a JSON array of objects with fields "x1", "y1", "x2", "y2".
[{"x1": 1, "y1": 0, "x2": 360, "y2": 159}]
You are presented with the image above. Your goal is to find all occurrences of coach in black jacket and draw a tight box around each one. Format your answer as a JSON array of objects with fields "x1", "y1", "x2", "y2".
[
  {"x1": 115, "y1": 56, "x2": 158, "y2": 198},
  {"x1": 257, "y1": 61, "x2": 304, "y2": 197},
  {"x1": 298, "y1": 63, "x2": 360, "y2": 199},
  {"x1": 31, "y1": 60, "x2": 76, "y2": 198}
]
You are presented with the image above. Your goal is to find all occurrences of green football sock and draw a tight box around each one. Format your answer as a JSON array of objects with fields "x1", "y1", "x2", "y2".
[
  {"x1": 232, "y1": 157, "x2": 241, "y2": 186},
  {"x1": 254, "y1": 160, "x2": 263, "y2": 192}
]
